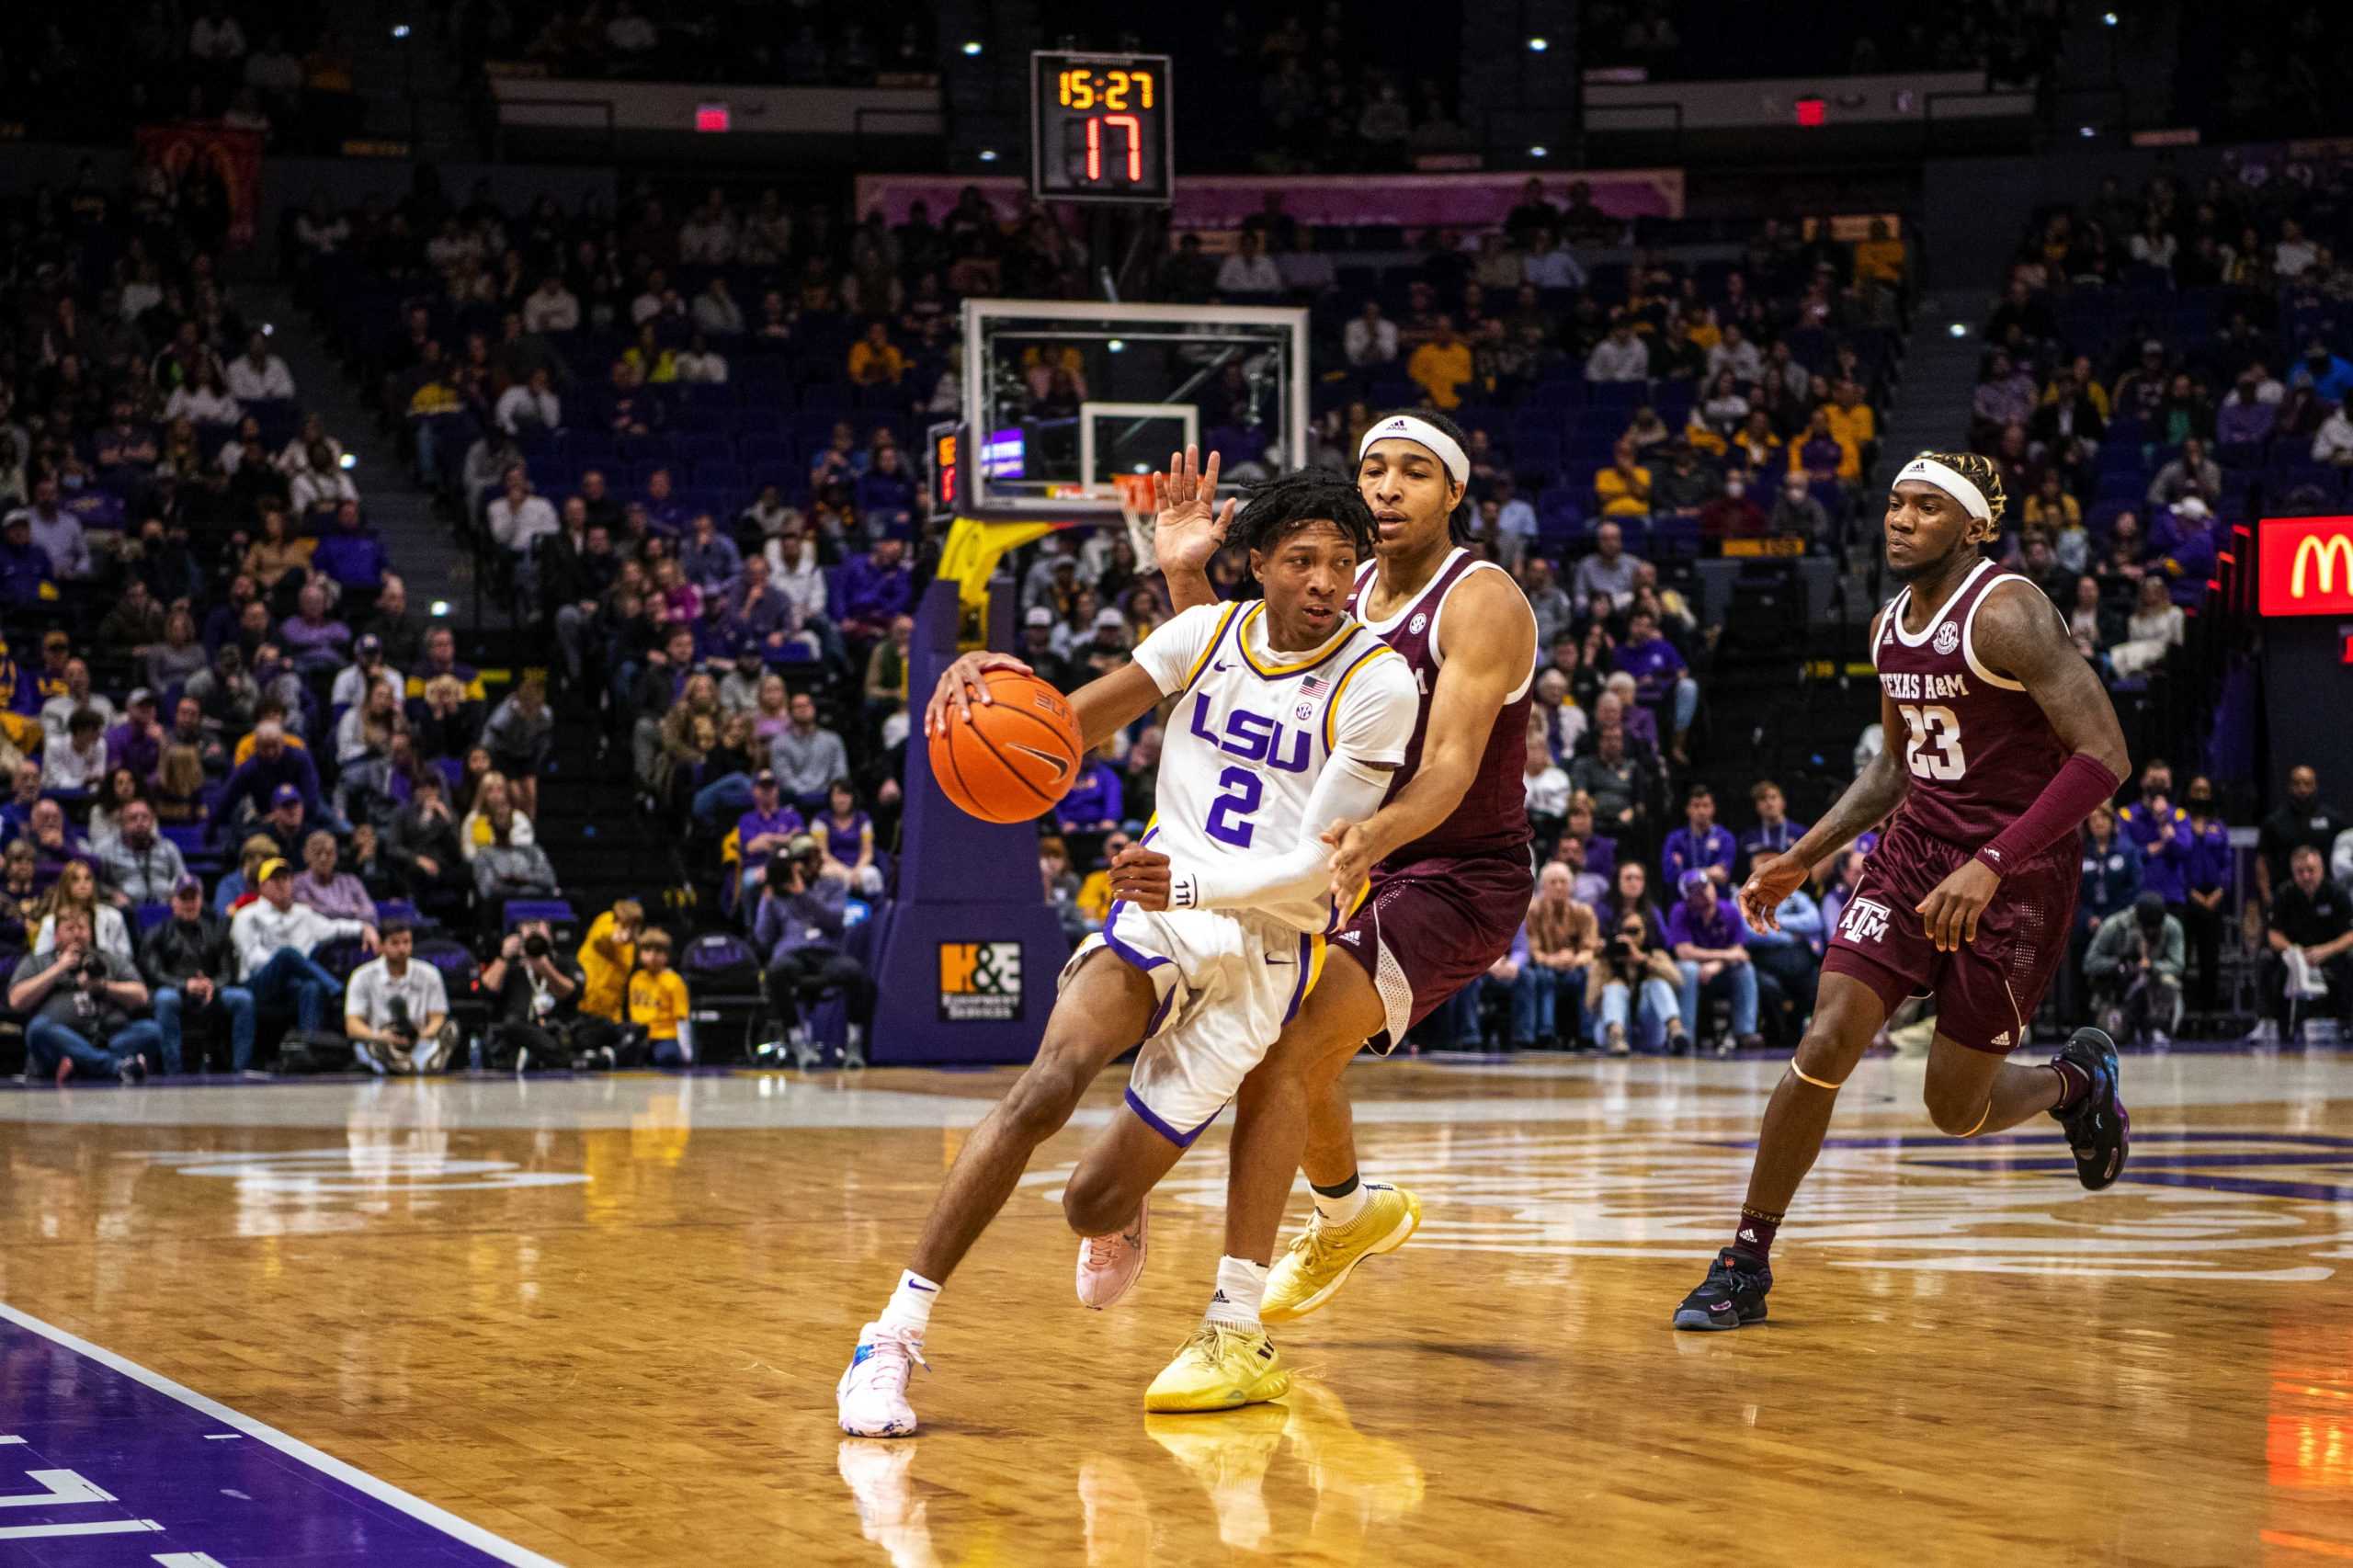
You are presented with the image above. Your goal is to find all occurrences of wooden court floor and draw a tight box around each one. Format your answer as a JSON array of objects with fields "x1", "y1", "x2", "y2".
[{"x1": 3, "y1": 1050, "x2": 2351, "y2": 1567}]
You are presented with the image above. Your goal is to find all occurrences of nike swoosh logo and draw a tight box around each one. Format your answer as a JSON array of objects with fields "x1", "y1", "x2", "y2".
[
  {"x1": 1212, "y1": 662, "x2": 1233, "y2": 672},
  {"x1": 1005, "y1": 744, "x2": 1072, "y2": 779}
]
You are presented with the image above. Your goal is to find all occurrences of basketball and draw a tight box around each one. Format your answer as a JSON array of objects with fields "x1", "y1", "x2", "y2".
[{"x1": 928, "y1": 668, "x2": 1085, "y2": 823}]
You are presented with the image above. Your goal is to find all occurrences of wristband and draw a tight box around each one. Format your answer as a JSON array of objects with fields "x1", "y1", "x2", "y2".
[{"x1": 1167, "y1": 871, "x2": 1199, "y2": 910}]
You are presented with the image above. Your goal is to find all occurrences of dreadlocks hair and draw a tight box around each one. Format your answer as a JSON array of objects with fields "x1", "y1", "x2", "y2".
[
  {"x1": 1365, "y1": 405, "x2": 1475, "y2": 542},
  {"x1": 1916, "y1": 449, "x2": 2007, "y2": 544},
  {"x1": 1230, "y1": 468, "x2": 1380, "y2": 574}
]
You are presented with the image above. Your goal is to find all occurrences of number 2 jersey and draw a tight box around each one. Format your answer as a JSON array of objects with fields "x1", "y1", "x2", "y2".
[
  {"x1": 1130, "y1": 598, "x2": 1418, "y2": 933},
  {"x1": 1871, "y1": 556, "x2": 2071, "y2": 851}
]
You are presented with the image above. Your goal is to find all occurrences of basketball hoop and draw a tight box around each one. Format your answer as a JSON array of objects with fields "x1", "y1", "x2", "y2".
[{"x1": 1114, "y1": 472, "x2": 1158, "y2": 562}]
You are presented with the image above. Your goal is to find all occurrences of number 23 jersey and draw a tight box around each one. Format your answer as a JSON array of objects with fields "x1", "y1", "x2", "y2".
[
  {"x1": 1871, "y1": 557, "x2": 2071, "y2": 852},
  {"x1": 1131, "y1": 599, "x2": 1418, "y2": 933}
]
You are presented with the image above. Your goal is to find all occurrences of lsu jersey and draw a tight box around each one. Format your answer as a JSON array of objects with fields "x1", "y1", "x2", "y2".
[{"x1": 1129, "y1": 599, "x2": 1418, "y2": 933}]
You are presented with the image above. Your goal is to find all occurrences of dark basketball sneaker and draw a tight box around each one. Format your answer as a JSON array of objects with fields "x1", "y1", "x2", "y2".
[
  {"x1": 2050, "y1": 1026, "x2": 2129, "y2": 1190},
  {"x1": 1671, "y1": 1248, "x2": 1772, "y2": 1332}
]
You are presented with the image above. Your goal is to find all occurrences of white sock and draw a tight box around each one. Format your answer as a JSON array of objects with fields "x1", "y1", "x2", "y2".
[
  {"x1": 1205, "y1": 1256, "x2": 1268, "y2": 1331},
  {"x1": 878, "y1": 1269, "x2": 940, "y2": 1340},
  {"x1": 1313, "y1": 1176, "x2": 1375, "y2": 1228}
]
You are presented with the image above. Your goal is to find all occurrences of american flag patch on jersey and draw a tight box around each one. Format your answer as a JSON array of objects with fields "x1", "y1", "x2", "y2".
[{"x1": 1301, "y1": 673, "x2": 1331, "y2": 698}]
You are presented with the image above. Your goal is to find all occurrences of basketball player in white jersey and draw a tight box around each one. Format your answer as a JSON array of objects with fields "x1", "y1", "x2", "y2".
[
  {"x1": 837, "y1": 473, "x2": 1418, "y2": 1436},
  {"x1": 1145, "y1": 415, "x2": 1540, "y2": 1325}
]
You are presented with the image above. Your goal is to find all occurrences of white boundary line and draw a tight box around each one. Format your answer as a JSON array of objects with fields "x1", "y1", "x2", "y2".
[{"x1": 0, "y1": 1302, "x2": 565, "y2": 1568}]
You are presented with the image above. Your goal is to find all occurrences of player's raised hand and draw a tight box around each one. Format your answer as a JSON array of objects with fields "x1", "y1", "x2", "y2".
[
  {"x1": 1151, "y1": 446, "x2": 1236, "y2": 579},
  {"x1": 1738, "y1": 851, "x2": 1807, "y2": 933},
  {"x1": 1322, "y1": 818, "x2": 1378, "y2": 903},
  {"x1": 925, "y1": 650, "x2": 1034, "y2": 735},
  {"x1": 1915, "y1": 858, "x2": 2000, "y2": 953}
]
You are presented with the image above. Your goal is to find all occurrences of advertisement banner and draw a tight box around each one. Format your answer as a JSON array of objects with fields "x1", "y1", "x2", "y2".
[
  {"x1": 134, "y1": 122, "x2": 264, "y2": 249},
  {"x1": 2259, "y1": 516, "x2": 2353, "y2": 617}
]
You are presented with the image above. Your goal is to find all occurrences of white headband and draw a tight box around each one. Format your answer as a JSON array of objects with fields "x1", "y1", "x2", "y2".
[
  {"x1": 1359, "y1": 415, "x2": 1470, "y2": 486},
  {"x1": 1894, "y1": 456, "x2": 1992, "y2": 523}
]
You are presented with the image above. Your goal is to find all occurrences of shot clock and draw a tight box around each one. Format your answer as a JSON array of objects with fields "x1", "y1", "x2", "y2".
[{"x1": 1030, "y1": 51, "x2": 1175, "y2": 204}]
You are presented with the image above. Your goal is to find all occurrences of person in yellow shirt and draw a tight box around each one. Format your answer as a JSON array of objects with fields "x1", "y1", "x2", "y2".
[
  {"x1": 1074, "y1": 828, "x2": 1133, "y2": 928},
  {"x1": 622, "y1": 322, "x2": 678, "y2": 383},
  {"x1": 575, "y1": 899, "x2": 643, "y2": 1024},
  {"x1": 1405, "y1": 315, "x2": 1474, "y2": 410},
  {"x1": 1822, "y1": 379, "x2": 1877, "y2": 478},
  {"x1": 627, "y1": 927, "x2": 693, "y2": 1065},
  {"x1": 847, "y1": 322, "x2": 907, "y2": 386},
  {"x1": 1853, "y1": 218, "x2": 1906, "y2": 289},
  {"x1": 1593, "y1": 437, "x2": 1654, "y2": 517}
]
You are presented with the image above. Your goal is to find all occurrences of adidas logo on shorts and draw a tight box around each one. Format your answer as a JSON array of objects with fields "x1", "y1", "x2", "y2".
[
  {"x1": 1991, "y1": 1030, "x2": 2011, "y2": 1047},
  {"x1": 1338, "y1": 931, "x2": 1361, "y2": 944}
]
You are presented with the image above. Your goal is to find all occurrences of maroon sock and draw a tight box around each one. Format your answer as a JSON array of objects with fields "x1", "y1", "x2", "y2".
[
  {"x1": 1732, "y1": 1207, "x2": 1781, "y2": 1260},
  {"x1": 2050, "y1": 1058, "x2": 2090, "y2": 1112}
]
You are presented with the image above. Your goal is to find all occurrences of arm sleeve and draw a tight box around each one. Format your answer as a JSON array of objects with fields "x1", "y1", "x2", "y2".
[
  {"x1": 1128, "y1": 603, "x2": 1227, "y2": 696},
  {"x1": 1172, "y1": 659, "x2": 1416, "y2": 912}
]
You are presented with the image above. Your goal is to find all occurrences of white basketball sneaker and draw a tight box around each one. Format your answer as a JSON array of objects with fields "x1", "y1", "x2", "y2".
[
  {"x1": 837, "y1": 1322, "x2": 927, "y2": 1437},
  {"x1": 1074, "y1": 1195, "x2": 1148, "y2": 1310}
]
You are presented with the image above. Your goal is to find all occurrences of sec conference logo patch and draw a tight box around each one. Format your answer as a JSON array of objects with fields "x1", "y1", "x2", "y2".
[
  {"x1": 939, "y1": 941, "x2": 1023, "y2": 1021},
  {"x1": 1933, "y1": 622, "x2": 1960, "y2": 654}
]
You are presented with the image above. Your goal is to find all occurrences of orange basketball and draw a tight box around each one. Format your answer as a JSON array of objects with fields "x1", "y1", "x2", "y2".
[{"x1": 929, "y1": 668, "x2": 1085, "y2": 824}]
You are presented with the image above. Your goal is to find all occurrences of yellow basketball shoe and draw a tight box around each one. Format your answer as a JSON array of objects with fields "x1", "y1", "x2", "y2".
[
  {"x1": 1142, "y1": 1324, "x2": 1291, "y2": 1414},
  {"x1": 1260, "y1": 1184, "x2": 1422, "y2": 1324}
]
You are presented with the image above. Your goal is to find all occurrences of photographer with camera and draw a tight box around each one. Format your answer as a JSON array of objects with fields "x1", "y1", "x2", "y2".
[
  {"x1": 8, "y1": 905, "x2": 158, "y2": 1084},
  {"x1": 482, "y1": 918, "x2": 584, "y2": 1070},
  {"x1": 142, "y1": 875, "x2": 259, "y2": 1075},
  {"x1": 1584, "y1": 897, "x2": 1689, "y2": 1057},
  {"x1": 2086, "y1": 892, "x2": 2185, "y2": 1046},
  {"x1": 752, "y1": 832, "x2": 874, "y2": 1069},
  {"x1": 344, "y1": 918, "x2": 453, "y2": 1074}
]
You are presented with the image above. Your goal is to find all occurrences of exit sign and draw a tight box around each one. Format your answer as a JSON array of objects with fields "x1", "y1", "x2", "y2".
[
  {"x1": 1795, "y1": 97, "x2": 1826, "y2": 127},
  {"x1": 695, "y1": 102, "x2": 730, "y2": 133}
]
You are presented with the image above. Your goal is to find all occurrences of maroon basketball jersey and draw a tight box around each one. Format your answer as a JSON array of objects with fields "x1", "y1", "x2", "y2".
[
  {"x1": 1871, "y1": 557, "x2": 2071, "y2": 853},
  {"x1": 1347, "y1": 548, "x2": 1536, "y2": 861}
]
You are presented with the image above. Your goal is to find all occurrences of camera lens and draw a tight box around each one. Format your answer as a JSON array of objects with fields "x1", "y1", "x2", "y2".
[{"x1": 524, "y1": 934, "x2": 551, "y2": 958}]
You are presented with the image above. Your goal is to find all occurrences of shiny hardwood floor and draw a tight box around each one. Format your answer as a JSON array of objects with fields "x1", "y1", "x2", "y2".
[{"x1": 3, "y1": 1049, "x2": 2351, "y2": 1566}]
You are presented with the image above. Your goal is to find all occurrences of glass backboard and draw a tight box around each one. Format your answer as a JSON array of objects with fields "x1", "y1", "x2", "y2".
[{"x1": 961, "y1": 299, "x2": 1309, "y2": 521}]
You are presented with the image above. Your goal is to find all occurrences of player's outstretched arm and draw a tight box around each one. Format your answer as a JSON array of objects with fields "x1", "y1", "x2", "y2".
[
  {"x1": 1739, "y1": 640, "x2": 1911, "y2": 933},
  {"x1": 1912, "y1": 582, "x2": 2129, "y2": 951},
  {"x1": 1152, "y1": 445, "x2": 1233, "y2": 615},
  {"x1": 1066, "y1": 661, "x2": 1175, "y2": 753},
  {"x1": 1322, "y1": 569, "x2": 1534, "y2": 896}
]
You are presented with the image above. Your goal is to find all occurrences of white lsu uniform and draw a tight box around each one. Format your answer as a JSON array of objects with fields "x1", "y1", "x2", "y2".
[{"x1": 1062, "y1": 598, "x2": 1418, "y2": 1145}]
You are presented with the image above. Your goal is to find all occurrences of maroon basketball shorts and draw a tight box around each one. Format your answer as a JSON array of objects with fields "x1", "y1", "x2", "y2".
[
  {"x1": 1820, "y1": 818, "x2": 2078, "y2": 1054},
  {"x1": 1331, "y1": 846, "x2": 1535, "y2": 1053}
]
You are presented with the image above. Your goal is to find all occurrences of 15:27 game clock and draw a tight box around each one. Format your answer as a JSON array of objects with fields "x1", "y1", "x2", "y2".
[{"x1": 1030, "y1": 51, "x2": 1175, "y2": 205}]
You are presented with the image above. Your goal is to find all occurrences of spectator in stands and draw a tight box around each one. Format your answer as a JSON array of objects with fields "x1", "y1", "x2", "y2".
[
  {"x1": 386, "y1": 768, "x2": 464, "y2": 902},
  {"x1": 482, "y1": 679, "x2": 553, "y2": 812},
  {"x1": 1512, "y1": 863, "x2": 1598, "y2": 1050},
  {"x1": 1972, "y1": 349, "x2": 2036, "y2": 432},
  {"x1": 345, "y1": 918, "x2": 453, "y2": 1074},
  {"x1": 1614, "y1": 608, "x2": 1698, "y2": 763},
  {"x1": 1215, "y1": 232, "x2": 1283, "y2": 296},
  {"x1": 244, "y1": 504, "x2": 316, "y2": 588},
  {"x1": 622, "y1": 926, "x2": 693, "y2": 1065},
  {"x1": 1586, "y1": 317, "x2": 1649, "y2": 383},
  {"x1": 226, "y1": 330, "x2": 294, "y2": 402},
  {"x1": 142, "y1": 875, "x2": 254, "y2": 1076},
  {"x1": 280, "y1": 582, "x2": 352, "y2": 676},
  {"x1": 847, "y1": 322, "x2": 906, "y2": 387},
  {"x1": 311, "y1": 499, "x2": 388, "y2": 593},
  {"x1": 460, "y1": 770, "x2": 536, "y2": 864},
  {"x1": 681, "y1": 511, "x2": 742, "y2": 602},
  {"x1": 0, "y1": 510, "x2": 54, "y2": 605},
  {"x1": 1344, "y1": 301, "x2": 1398, "y2": 368},
  {"x1": 2256, "y1": 846, "x2": 2352, "y2": 1043},
  {"x1": 210, "y1": 720, "x2": 321, "y2": 838},
  {"x1": 104, "y1": 690, "x2": 165, "y2": 784},
  {"x1": 2086, "y1": 892, "x2": 2183, "y2": 1047},
  {"x1": 1594, "y1": 438, "x2": 1654, "y2": 518},
  {"x1": 32, "y1": 857, "x2": 126, "y2": 958},
  {"x1": 231, "y1": 856, "x2": 374, "y2": 1034},
  {"x1": 1406, "y1": 316, "x2": 1473, "y2": 410},
  {"x1": 1667, "y1": 869, "x2": 1761, "y2": 1052},
  {"x1": 212, "y1": 835, "x2": 276, "y2": 916},
  {"x1": 1652, "y1": 446, "x2": 1716, "y2": 519},
  {"x1": 291, "y1": 828, "x2": 375, "y2": 925},
  {"x1": 2146, "y1": 437, "x2": 2221, "y2": 507},
  {"x1": 770, "y1": 691, "x2": 848, "y2": 812},
  {"x1": 7, "y1": 476, "x2": 92, "y2": 580},
  {"x1": 1586, "y1": 900, "x2": 1685, "y2": 1056},
  {"x1": 693, "y1": 278, "x2": 745, "y2": 338},
  {"x1": 676, "y1": 333, "x2": 729, "y2": 385},
  {"x1": 1570, "y1": 723, "x2": 1649, "y2": 842},
  {"x1": 734, "y1": 767, "x2": 804, "y2": 899},
  {"x1": 42, "y1": 708, "x2": 108, "y2": 791},
  {"x1": 473, "y1": 804, "x2": 561, "y2": 911},
  {"x1": 1663, "y1": 784, "x2": 1736, "y2": 891},
  {"x1": 2313, "y1": 402, "x2": 2353, "y2": 466},
  {"x1": 524, "y1": 274, "x2": 580, "y2": 335},
  {"x1": 835, "y1": 535, "x2": 912, "y2": 642},
  {"x1": 97, "y1": 800, "x2": 185, "y2": 906},
  {"x1": 11, "y1": 905, "x2": 155, "y2": 1085},
  {"x1": 754, "y1": 833, "x2": 873, "y2": 1069},
  {"x1": 2292, "y1": 337, "x2": 2353, "y2": 405},
  {"x1": 1761, "y1": 469, "x2": 1826, "y2": 542}
]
